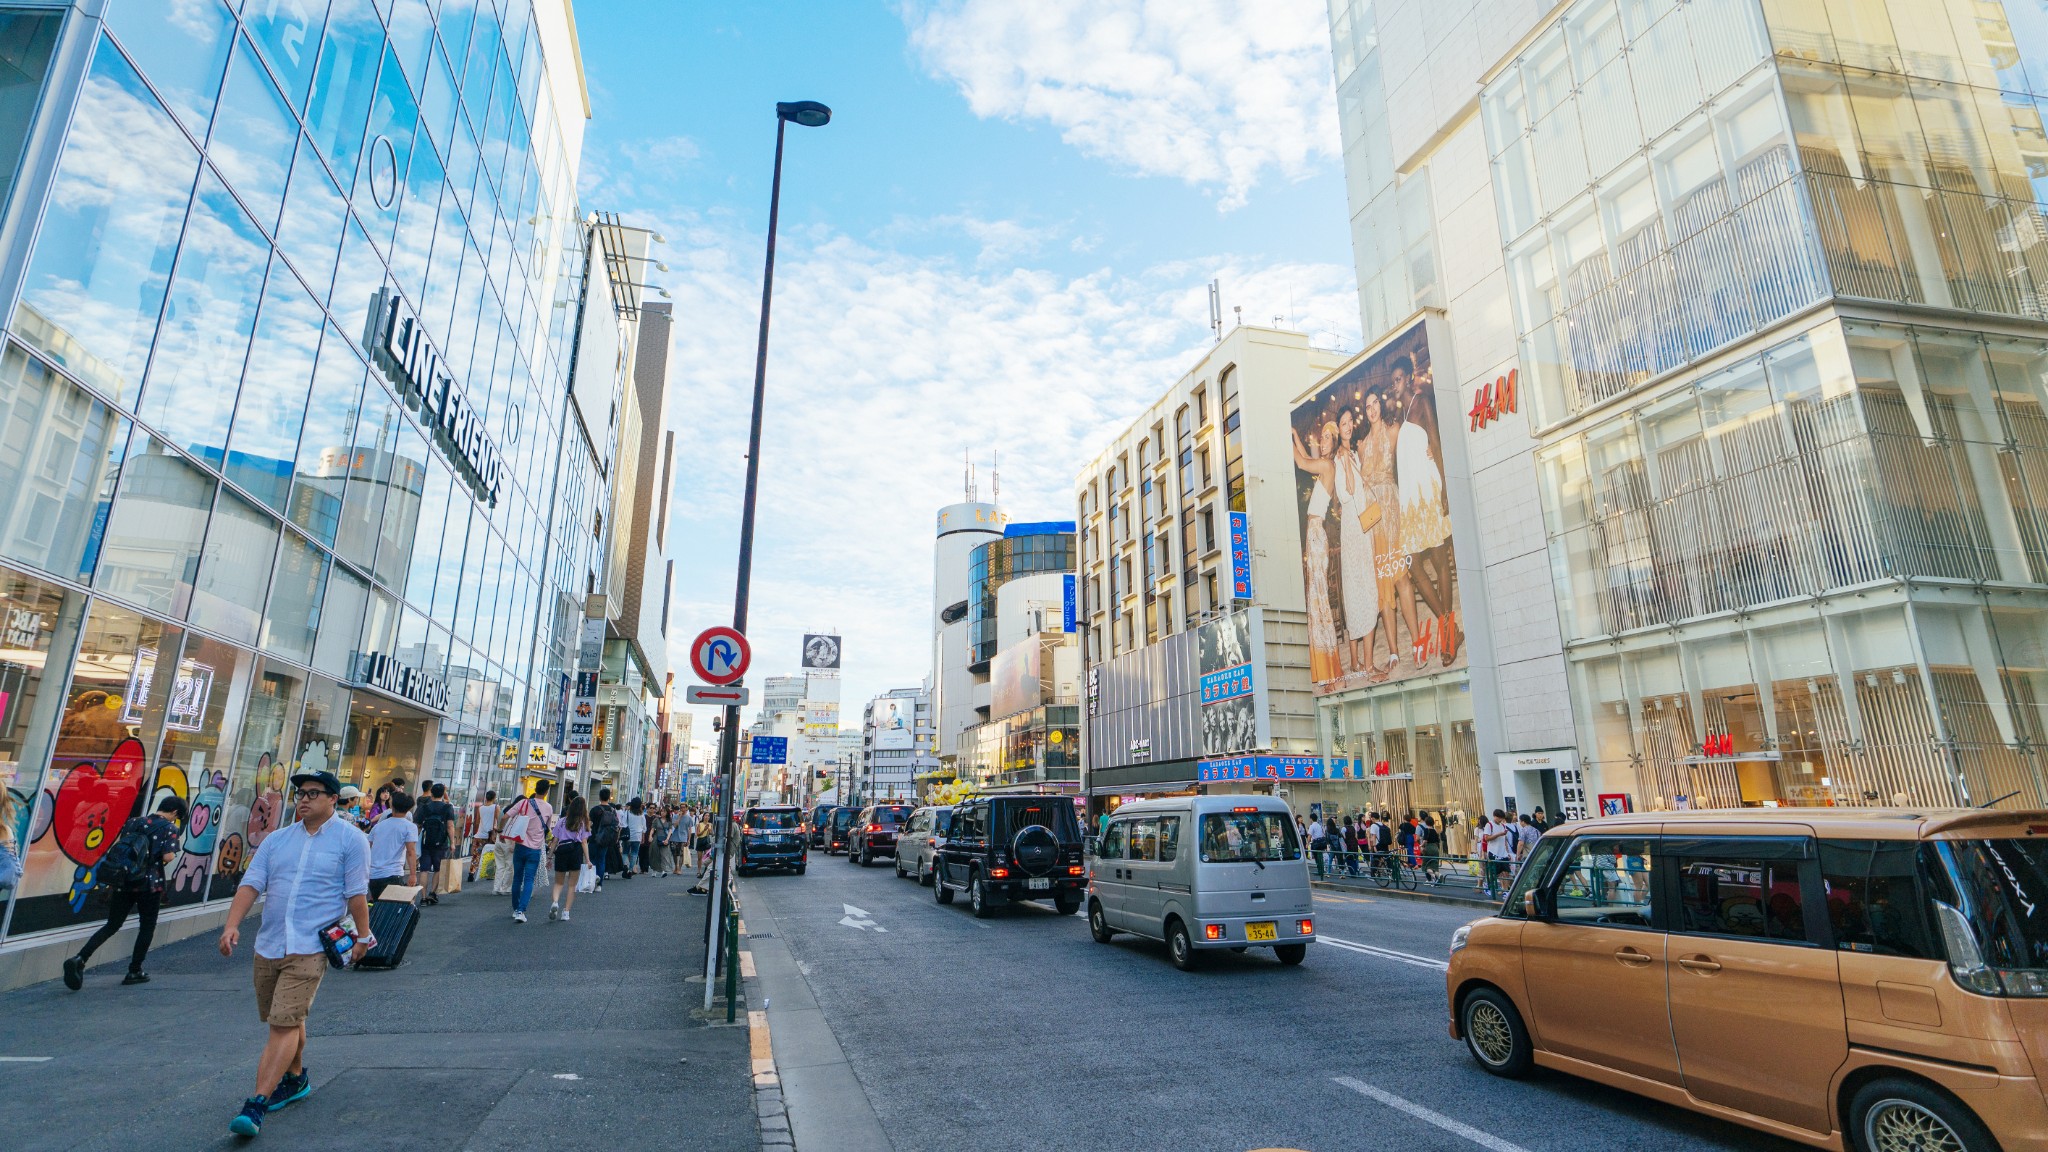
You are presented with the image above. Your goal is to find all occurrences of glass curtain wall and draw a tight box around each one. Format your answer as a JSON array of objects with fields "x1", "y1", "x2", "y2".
[
  {"x1": 1310, "y1": 675, "x2": 1482, "y2": 847},
  {"x1": 0, "y1": 0, "x2": 596, "y2": 944},
  {"x1": 1539, "y1": 318, "x2": 2048, "y2": 810}
]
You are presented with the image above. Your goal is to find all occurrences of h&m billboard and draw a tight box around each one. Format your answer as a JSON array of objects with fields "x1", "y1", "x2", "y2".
[{"x1": 1288, "y1": 320, "x2": 1464, "y2": 695}]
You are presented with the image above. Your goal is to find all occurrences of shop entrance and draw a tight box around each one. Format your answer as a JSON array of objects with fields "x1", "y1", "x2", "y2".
[{"x1": 342, "y1": 693, "x2": 435, "y2": 796}]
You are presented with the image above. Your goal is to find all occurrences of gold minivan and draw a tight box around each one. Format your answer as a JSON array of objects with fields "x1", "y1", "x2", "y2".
[{"x1": 1446, "y1": 809, "x2": 2048, "y2": 1152}]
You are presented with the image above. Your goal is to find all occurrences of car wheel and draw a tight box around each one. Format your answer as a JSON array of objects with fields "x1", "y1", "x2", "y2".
[
  {"x1": 860, "y1": 848, "x2": 872, "y2": 867},
  {"x1": 969, "y1": 874, "x2": 995, "y2": 919},
  {"x1": 1274, "y1": 943, "x2": 1306, "y2": 965},
  {"x1": 1088, "y1": 900, "x2": 1115, "y2": 943},
  {"x1": 894, "y1": 856, "x2": 906, "y2": 878},
  {"x1": 1167, "y1": 918, "x2": 1201, "y2": 971},
  {"x1": 1054, "y1": 893, "x2": 1081, "y2": 916},
  {"x1": 935, "y1": 870, "x2": 954, "y2": 904},
  {"x1": 1460, "y1": 987, "x2": 1533, "y2": 1078},
  {"x1": 795, "y1": 864, "x2": 806, "y2": 875},
  {"x1": 1849, "y1": 1077, "x2": 1997, "y2": 1152}
]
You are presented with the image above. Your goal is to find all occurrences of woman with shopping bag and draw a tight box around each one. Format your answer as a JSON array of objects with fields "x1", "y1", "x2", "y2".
[{"x1": 547, "y1": 795, "x2": 591, "y2": 922}]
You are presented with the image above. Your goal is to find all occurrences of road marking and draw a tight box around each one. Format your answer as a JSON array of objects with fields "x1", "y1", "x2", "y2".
[
  {"x1": 552, "y1": 1073, "x2": 581, "y2": 1080},
  {"x1": 739, "y1": 949, "x2": 757, "y2": 978},
  {"x1": 0, "y1": 1057, "x2": 52, "y2": 1063},
  {"x1": 838, "y1": 903, "x2": 886, "y2": 932},
  {"x1": 1333, "y1": 1077, "x2": 1529, "y2": 1152},
  {"x1": 1319, "y1": 935, "x2": 1449, "y2": 971}
]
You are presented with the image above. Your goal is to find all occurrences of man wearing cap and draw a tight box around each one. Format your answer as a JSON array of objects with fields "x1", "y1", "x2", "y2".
[
  {"x1": 216, "y1": 769, "x2": 371, "y2": 1138},
  {"x1": 336, "y1": 785, "x2": 367, "y2": 831}
]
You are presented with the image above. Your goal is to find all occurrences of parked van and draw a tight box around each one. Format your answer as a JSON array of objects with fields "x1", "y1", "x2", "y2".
[
  {"x1": 1447, "y1": 807, "x2": 2048, "y2": 1152},
  {"x1": 1087, "y1": 795, "x2": 1313, "y2": 970}
]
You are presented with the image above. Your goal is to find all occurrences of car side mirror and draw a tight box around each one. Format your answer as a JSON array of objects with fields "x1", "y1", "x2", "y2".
[{"x1": 1524, "y1": 890, "x2": 1552, "y2": 920}]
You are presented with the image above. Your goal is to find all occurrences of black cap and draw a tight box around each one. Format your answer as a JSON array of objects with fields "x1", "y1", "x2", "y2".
[{"x1": 290, "y1": 770, "x2": 343, "y2": 797}]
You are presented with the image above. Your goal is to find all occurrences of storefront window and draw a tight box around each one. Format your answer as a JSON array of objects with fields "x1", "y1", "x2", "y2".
[
  {"x1": 16, "y1": 34, "x2": 200, "y2": 406},
  {"x1": 8, "y1": 602, "x2": 175, "y2": 936},
  {"x1": 208, "y1": 656, "x2": 302, "y2": 900},
  {"x1": 153, "y1": 631, "x2": 254, "y2": 906},
  {"x1": 0, "y1": 567, "x2": 85, "y2": 893}
]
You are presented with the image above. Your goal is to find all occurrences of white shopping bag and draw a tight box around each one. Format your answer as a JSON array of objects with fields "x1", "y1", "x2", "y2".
[{"x1": 576, "y1": 861, "x2": 597, "y2": 893}]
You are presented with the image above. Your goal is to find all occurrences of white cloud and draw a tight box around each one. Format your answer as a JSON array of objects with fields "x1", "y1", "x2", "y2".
[
  {"x1": 644, "y1": 210, "x2": 1359, "y2": 718},
  {"x1": 903, "y1": 0, "x2": 1340, "y2": 210}
]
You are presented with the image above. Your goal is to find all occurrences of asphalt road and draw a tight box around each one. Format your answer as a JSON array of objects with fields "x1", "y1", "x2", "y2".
[{"x1": 741, "y1": 851, "x2": 1804, "y2": 1152}]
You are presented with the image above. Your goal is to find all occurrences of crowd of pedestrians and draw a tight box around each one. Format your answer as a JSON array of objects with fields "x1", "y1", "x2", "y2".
[
  {"x1": 32, "y1": 762, "x2": 709, "y2": 1140},
  {"x1": 1301, "y1": 805, "x2": 1559, "y2": 895}
]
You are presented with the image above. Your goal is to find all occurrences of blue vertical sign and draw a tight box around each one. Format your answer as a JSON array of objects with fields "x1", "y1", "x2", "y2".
[
  {"x1": 1062, "y1": 573, "x2": 1076, "y2": 632},
  {"x1": 1228, "y1": 510, "x2": 1253, "y2": 600}
]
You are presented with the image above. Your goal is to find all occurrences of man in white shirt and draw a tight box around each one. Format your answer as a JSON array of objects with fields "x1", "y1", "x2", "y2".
[
  {"x1": 217, "y1": 770, "x2": 371, "y2": 1137},
  {"x1": 367, "y1": 791, "x2": 419, "y2": 901},
  {"x1": 1306, "y1": 816, "x2": 1327, "y2": 878},
  {"x1": 1481, "y1": 809, "x2": 1517, "y2": 897}
]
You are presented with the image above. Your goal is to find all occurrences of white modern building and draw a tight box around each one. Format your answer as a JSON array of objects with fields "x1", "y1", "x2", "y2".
[
  {"x1": 929, "y1": 500, "x2": 1007, "y2": 766},
  {"x1": 861, "y1": 687, "x2": 936, "y2": 801}
]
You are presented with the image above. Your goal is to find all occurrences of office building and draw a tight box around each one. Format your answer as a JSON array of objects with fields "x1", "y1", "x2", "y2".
[
  {"x1": 861, "y1": 686, "x2": 934, "y2": 801},
  {"x1": 929, "y1": 499, "x2": 1007, "y2": 768},
  {"x1": 1314, "y1": 0, "x2": 2048, "y2": 821},
  {"x1": 0, "y1": 1, "x2": 643, "y2": 972},
  {"x1": 1076, "y1": 326, "x2": 1345, "y2": 813}
]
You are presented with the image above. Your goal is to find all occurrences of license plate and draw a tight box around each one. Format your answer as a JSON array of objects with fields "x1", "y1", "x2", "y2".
[
  {"x1": 1246, "y1": 921, "x2": 1278, "y2": 942},
  {"x1": 1027, "y1": 877, "x2": 1050, "y2": 890}
]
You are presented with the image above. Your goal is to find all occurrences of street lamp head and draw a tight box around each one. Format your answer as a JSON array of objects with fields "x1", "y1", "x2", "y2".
[{"x1": 776, "y1": 100, "x2": 832, "y2": 128}]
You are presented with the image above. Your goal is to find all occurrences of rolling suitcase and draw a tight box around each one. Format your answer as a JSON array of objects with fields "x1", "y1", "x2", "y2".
[{"x1": 357, "y1": 889, "x2": 420, "y2": 969}]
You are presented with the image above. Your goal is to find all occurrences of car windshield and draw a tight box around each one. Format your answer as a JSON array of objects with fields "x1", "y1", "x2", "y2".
[
  {"x1": 751, "y1": 810, "x2": 799, "y2": 829},
  {"x1": 832, "y1": 809, "x2": 856, "y2": 829},
  {"x1": 874, "y1": 807, "x2": 911, "y2": 827},
  {"x1": 1199, "y1": 812, "x2": 1300, "y2": 862},
  {"x1": 1928, "y1": 839, "x2": 2048, "y2": 986}
]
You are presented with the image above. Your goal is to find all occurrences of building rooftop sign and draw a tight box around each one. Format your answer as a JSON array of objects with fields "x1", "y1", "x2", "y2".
[{"x1": 368, "y1": 289, "x2": 504, "y2": 506}]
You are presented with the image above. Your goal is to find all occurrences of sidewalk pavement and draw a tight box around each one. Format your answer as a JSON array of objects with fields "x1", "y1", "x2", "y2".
[
  {"x1": 1308, "y1": 856, "x2": 1505, "y2": 909},
  {"x1": 0, "y1": 866, "x2": 758, "y2": 1151}
]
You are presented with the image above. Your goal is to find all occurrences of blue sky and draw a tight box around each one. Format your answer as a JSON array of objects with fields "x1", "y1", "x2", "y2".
[{"x1": 571, "y1": 0, "x2": 1360, "y2": 735}]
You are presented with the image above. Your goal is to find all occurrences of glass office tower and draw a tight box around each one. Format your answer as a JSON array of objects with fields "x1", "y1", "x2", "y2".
[
  {"x1": 0, "y1": 0, "x2": 615, "y2": 946},
  {"x1": 1325, "y1": 0, "x2": 2048, "y2": 816}
]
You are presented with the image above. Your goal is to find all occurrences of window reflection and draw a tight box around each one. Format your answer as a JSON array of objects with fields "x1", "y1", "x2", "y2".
[
  {"x1": 209, "y1": 36, "x2": 298, "y2": 232},
  {"x1": 154, "y1": 630, "x2": 253, "y2": 906},
  {"x1": 273, "y1": 132, "x2": 347, "y2": 299},
  {"x1": 225, "y1": 260, "x2": 322, "y2": 511},
  {"x1": 0, "y1": 12, "x2": 59, "y2": 214},
  {"x1": 96, "y1": 436, "x2": 215, "y2": 617},
  {"x1": 286, "y1": 331, "x2": 363, "y2": 546},
  {"x1": 188, "y1": 489, "x2": 281, "y2": 644},
  {"x1": 333, "y1": 381, "x2": 398, "y2": 569},
  {"x1": 241, "y1": 0, "x2": 327, "y2": 111},
  {"x1": 310, "y1": 561, "x2": 366, "y2": 677},
  {"x1": 104, "y1": 0, "x2": 232, "y2": 138},
  {"x1": 259, "y1": 525, "x2": 326, "y2": 663},
  {"x1": 208, "y1": 657, "x2": 303, "y2": 900},
  {"x1": 17, "y1": 35, "x2": 199, "y2": 406},
  {"x1": 303, "y1": 0, "x2": 381, "y2": 186},
  {"x1": 0, "y1": 344, "x2": 130, "y2": 583},
  {"x1": 136, "y1": 171, "x2": 269, "y2": 467}
]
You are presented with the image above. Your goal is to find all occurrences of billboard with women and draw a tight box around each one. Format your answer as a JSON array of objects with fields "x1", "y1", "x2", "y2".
[{"x1": 1288, "y1": 320, "x2": 1464, "y2": 695}]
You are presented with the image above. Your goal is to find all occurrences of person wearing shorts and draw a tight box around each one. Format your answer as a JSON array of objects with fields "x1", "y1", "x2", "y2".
[
  {"x1": 218, "y1": 770, "x2": 370, "y2": 1138},
  {"x1": 548, "y1": 795, "x2": 591, "y2": 922}
]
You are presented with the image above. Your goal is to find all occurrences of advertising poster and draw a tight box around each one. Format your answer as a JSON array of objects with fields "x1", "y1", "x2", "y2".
[
  {"x1": 1228, "y1": 511, "x2": 1253, "y2": 600},
  {"x1": 989, "y1": 639, "x2": 1041, "y2": 721},
  {"x1": 870, "y1": 698, "x2": 914, "y2": 750},
  {"x1": 801, "y1": 633, "x2": 842, "y2": 670},
  {"x1": 1197, "y1": 610, "x2": 1257, "y2": 756},
  {"x1": 1288, "y1": 320, "x2": 1462, "y2": 694}
]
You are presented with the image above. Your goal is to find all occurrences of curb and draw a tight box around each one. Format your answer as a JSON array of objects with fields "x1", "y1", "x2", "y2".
[
  {"x1": 1312, "y1": 879, "x2": 1498, "y2": 911},
  {"x1": 740, "y1": 918, "x2": 794, "y2": 1152}
]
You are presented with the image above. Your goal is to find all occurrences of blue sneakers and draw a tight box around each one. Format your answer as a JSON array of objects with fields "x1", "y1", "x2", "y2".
[
  {"x1": 267, "y1": 1069, "x2": 311, "y2": 1111},
  {"x1": 228, "y1": 1096, "x2": 267, "y2": 1137}
]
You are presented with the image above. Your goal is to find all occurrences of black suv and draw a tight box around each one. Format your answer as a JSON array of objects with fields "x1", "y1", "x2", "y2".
[
  {"x1": 736, "y1": 806, "x2": 807, "y2": 875},
  {"x1": 847, "y1": 804, "x2": 914, "y2": 866},
  {"x1": 933, "y1": 796, "x2": 1086, "y2": 917},
  {"x1": 808, "y1": 803, "x2": 837, "y2": 848},
  {"x1": 825, "y1": 806, "x2": 858, "y2": 855}
]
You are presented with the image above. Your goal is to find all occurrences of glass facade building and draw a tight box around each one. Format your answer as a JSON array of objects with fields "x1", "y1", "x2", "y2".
[
  {"x1": 0, "y1": 0, "x2": 622, "y2": 947},
  {"x1": 1322, "y1": 0, "x2": 2048, "y2": 818},
  {"x1": 965, "y1": 522, "x2": 1074, "y2": 670}
]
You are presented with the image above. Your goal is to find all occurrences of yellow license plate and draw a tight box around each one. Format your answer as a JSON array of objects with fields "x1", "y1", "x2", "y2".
[{"x1": 1246, "y1": 921, "x2": 1278, "y2": 942}]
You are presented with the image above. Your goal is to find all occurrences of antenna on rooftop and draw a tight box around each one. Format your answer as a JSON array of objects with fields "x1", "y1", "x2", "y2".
[
  {"x1": 964, "y1": 448, "x2": 977, "y2": 502},
  {"x1": 991, "y1": 450, "x2": 1001, "y2": 506},
  {"x1": 1208, "y1": 279, "x2": 1222, "y2": 342}
]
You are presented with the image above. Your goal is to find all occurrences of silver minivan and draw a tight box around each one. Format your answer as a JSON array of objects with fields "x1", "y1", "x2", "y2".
[
  {"x1": 893, "y1": 805, "x2": 953, "y2": 885},
  {"x1": 1087, "y1": 795, "x2": 1314, "y2": 970}
]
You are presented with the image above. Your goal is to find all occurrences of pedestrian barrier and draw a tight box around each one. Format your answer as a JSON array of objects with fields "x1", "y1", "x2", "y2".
[{"x1": 1307, "y1": 849, "x2": 1523, "y2": 904}]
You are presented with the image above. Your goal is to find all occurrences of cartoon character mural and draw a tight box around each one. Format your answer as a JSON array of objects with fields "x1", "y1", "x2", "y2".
[
  {"x1": 49, "y1": 735, "x2": 149, "y2": 910},
  {"x1": 208, "y1": 752, "x2": 277, "y2": 900},
  {"x1": 166, "y1": 765, "x2": 224, "y2": 901}
]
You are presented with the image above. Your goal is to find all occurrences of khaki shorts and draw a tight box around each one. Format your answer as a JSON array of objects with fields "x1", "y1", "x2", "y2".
[{"x1": 253, "y1": 953, "x2": 327, "y2": 1028}]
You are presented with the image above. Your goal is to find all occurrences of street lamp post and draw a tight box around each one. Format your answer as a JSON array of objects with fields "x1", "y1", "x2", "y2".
[{"x1": 704, "y1": 101, "x2": 832, "y2": 1009}]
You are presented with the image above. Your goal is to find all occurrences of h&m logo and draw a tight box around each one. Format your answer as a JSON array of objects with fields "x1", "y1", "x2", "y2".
[{"x1": 1468, "y1": 368, "x2": 1518, "y2": 431}]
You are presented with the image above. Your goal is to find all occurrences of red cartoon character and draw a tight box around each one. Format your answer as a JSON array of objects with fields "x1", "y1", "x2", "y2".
[{"x1": 52, "y1": 736, "x2": 147, "y2": 866}]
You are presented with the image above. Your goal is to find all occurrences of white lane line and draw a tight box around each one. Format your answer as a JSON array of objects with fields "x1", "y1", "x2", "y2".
[
  {"x1": 1319, "y1": 934, "x2": 1449, "y2": 971},
  {"x1": 0, "y1": 1057, "x2": 53, "y2": 1063},
  {"x1": 1334, "y1": 1077, "x2": 1530, "y2": 1152}
]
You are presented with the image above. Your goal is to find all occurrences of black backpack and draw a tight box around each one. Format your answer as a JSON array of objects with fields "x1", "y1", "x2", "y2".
[
  {"x1": 591, "y1": 805, "x2": 619, "y2": 847},
  {"x1": 96, "y1": 818, "x2": 156, "y2": 890}
]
